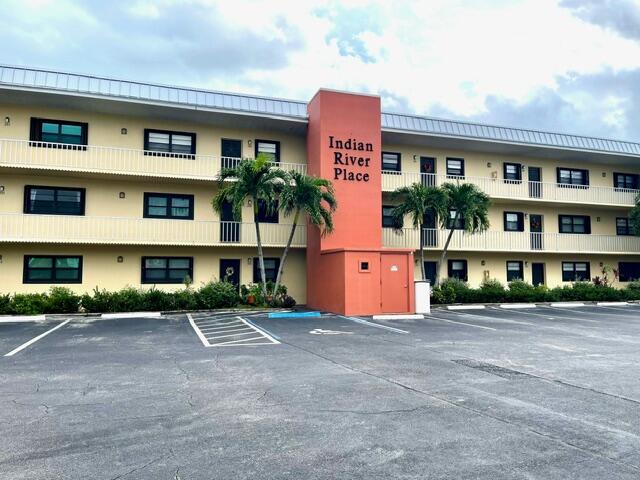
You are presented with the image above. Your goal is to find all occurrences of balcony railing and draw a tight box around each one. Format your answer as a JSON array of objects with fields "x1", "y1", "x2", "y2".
[
  {"x1": 383, "y1": 228, "x2": 640, "y2": 254},
  {"x1": 0, "y1": 138, "x2": 307, "y2": 179},
  {"x1": 382, "y1": 171, "x2": 639, "y2": 207},
  {"x1": 0, "y1": 214, "x2": 306, "y2": 247}
]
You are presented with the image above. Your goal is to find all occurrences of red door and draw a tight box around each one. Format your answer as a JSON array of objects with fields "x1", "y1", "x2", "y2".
[{"x1": 380, "y1": 254, "x2": 410, "y2": 313}]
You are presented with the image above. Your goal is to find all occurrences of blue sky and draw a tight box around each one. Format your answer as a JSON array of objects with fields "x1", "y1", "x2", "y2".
[{"x1": 2, "y1": 0, "x2": 640, "y2": 141}]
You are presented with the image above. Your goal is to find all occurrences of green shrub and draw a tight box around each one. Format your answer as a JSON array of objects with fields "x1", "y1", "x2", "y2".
[
  {"x1": 174, "y1": 289, "x2": 199, "y2": 310},
  {"x1": 142, "y1": 288, "x2": 176, "y2": 311},
  {"x1": 506, "y1": 280, "x2": 537, "y2": 302},
  {"x1": 624, "y1": 281, "x2": 640, "y2": 301},
  {"x1": 109, "y1": 287, "x2": 145, "y2": 312},
  {"x1": 80, "y1": 287, "x2": 112, "y2": 313},
  {"x1": 197, "y1": 281, "x2": 240, "y2": 309},
  {"x1": 0, "y1": 294, "x2": 12, "y2": 315},
  {"x1": 11, "y1": 293, "x2": 48, "y2": 315},
  {"x1": 478, "y1": 279, "x2": 506, "y2": 303},
  {"x1": 45, "y1": 287, "x2": 80, "y2": 314}
]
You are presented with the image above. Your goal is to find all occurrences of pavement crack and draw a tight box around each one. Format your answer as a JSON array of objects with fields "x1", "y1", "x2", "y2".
[
  {"x1": 282, "y1": 339, "x2": 640, "y2": 474},
  {"x1": 108, "y1": 455, "x2": 163, "y2": 480},
  {"x1": 318, "y1": 406, "x2": 427, "y2": 415}
]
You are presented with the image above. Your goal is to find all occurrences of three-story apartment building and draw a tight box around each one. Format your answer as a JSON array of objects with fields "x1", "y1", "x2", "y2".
[{"x1": 1, "y1": 65, "x2": 639, "y2": 313}]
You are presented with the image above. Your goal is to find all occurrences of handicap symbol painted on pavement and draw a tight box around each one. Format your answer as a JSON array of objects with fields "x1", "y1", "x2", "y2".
[{"x1": 309, "y1": 329, "x2": 353, "y2": 335}]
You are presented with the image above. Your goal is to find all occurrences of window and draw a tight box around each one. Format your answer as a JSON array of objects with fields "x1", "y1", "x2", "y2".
[
  {"x1": 562, "y1": 262, "x2": 590, "y2": 282},
  {"x1": 448, "y1": 260, "x2": 468, "y2": 281},
  {"x1": 382, "y1": 152, "x2": 401, "y2": 172},
  {"x1": 619, "y1": 262, "x2": 640, "y2": 282},
  {"x1": 559, "y1": 215, "x2": 591, "y2": 234},
  {"x1": 504, "y1": 212, "x2": 524, "y2": 232},
  {"x1": 253, "y1": 257, "x2": 280, "y2": 283},
  {"x1": 24, "y1": 186, "x2": 85, "y2": 215},
  {"x1": 24, "y1": 255, "x2": 82, "y2": 284},
  {"x1": 557, "y1": 167, "x2": 589, "y2": 186},
  {"x1": 506, "y1": 261, "x2": 524, "y2": 282},
  {"x1": 382, "y1": 205, "x2": 397, "y2": 228},
  {"x1": 503, "y1": 163, "x2": 522, "y2": 182},
  {"x1": 424, "y1": 261, "x2": 437, "y2": 285},
  {"x1": 143, "y1": 193, "x2": 194, "y2": 220},
  {"x1": 255, "y1": 199, "x2": 279, "y2": 223},
  {"x1": 30, "y1": 118, "x2": 88, "y2": 148},
  {"x1": 142, "y1": 257, "x2": 193, "y2": 284},
  {"x1": 446, "y1": 157, "x2": 465, "y2": 177},
  {"x1": 144, "y1": 129, "x2": 196, "y2": 157},
  {"x1": 255, "y1": 139, "x2": 280, "y2": 163},
  {"x1": 617, "y1": 217, "x2": 632, "y2": 236},
  {"x1": 221, "y1": 139, "x2": 242, "y2": 169},
  {"x1": 613, "y1": 172, "x2": 639, "y2": 190},
  {"x1": 447, "y1": 209, "x2": 464, "y2": 229}
]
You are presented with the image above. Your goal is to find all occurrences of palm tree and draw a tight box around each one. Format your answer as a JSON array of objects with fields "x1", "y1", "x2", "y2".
[
  {"x1": 273, "y1": 171, "x2": 337, "y2": 299},
  {"x1": 390, "y1": 183, "x2": 447, "y2": 281},
  {"x1": 435, "y1": 182, "x2": 491, "y2": 285},
  {"x1": 628, "y1": 193, "x2": 640, "y2": 236},
  {"x1": 212, "y1": 154, "x2": 286, "y2": 297}
]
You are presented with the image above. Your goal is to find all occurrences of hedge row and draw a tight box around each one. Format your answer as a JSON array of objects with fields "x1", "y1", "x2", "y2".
[
  {"x1": 0, "y1": 282, "x2": 296, "y2": 315},
  {"x1": 431, "y1": 279, "x2": 640, "y2": 304}
]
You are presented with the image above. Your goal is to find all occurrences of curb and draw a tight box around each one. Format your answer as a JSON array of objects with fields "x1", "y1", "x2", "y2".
[
  {"x1": 499, "y1": 304, "x2": 537, "y2": 309},
  {"x1": 0, "y1": 314, "x2": 46, "y2": 323},
  {"x1": 372, "y1": 314, "x2": 424, "y2": 320},
  {"x1": 101, "y1": 312, "x2": 162, "y2": 320},
  {"x1": 447, "y1": 305, "x2": 486, "y2": 310}
]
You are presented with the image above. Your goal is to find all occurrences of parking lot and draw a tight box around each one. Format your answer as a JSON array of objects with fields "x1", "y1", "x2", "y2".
[{"x1": 3, "y1": 304, "x2": 640, "y2": 479}]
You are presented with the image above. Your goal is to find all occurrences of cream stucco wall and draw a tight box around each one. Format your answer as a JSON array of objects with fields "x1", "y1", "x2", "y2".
[{"x1": 0, "y1": 244, "x2": 307, "y2": 302}]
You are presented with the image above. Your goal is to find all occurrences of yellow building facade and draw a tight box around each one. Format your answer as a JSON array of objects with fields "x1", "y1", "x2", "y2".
[{"x1": 1, "y1": 65, "x2": 640, "y2": 303}]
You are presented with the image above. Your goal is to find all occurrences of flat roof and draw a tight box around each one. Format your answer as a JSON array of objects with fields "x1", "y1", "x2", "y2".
[{"x1": 1, "y1": 64, "x2": 640, "y2": 159}]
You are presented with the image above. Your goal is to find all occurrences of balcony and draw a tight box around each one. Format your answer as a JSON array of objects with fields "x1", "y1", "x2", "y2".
[
  {"x1": 0, "y1": 138, "x2": 307, "y2": 180},
  {"x1": 382, "y1": 171, "x2": 638, "y2": 207},
  {"x1": 383, "y1": 228, "x2": 640, "y2": 254},
  {"x1": 0, "y1": 214, "x2": 306, "y2": 248}
]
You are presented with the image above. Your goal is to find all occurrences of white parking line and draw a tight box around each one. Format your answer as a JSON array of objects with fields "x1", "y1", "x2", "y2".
[
  {"x1": 451, "y1": 310, "x2": 534, "y2": 326},
  {"x1": 425, "y1": 315, "x2": 497, "y2": 331},
  {"x1": 339, "y1": 316, "x2": 409, "y2": 334},
  {"x1": 4, "y1": 319, "x2": 71, "y2": 357},
  {"x1": 187, "y1": 314, "x2": 279, "y2": 347}
]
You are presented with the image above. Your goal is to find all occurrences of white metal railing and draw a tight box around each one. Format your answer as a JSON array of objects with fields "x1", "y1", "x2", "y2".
[
  {"x1": 381, "y1": 171, "x2": 639, "y2": 206},
  {"x1": 0, "y1": 138, "x2": 306, "y2": 179},
  {"x1": 0, "y1": 213, "x2": 306, "y2": 247},
  {"x1": 383, "y1": 228, "x2": 640, "y2": 254}
]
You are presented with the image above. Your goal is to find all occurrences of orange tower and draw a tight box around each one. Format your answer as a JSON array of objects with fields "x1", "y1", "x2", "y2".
[{"x1": 306, "y1": 89, "x2": 415, "y2": 316}]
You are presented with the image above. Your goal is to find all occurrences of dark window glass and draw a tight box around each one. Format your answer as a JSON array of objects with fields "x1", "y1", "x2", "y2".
[
  {"x1": 382, "y1": 205, "x2": 397, "y2": 228},
  {"x1": 504, "y1": 212, "x2": 524, "y2": 232},
  {"x1": 24, "y1": 255, "x2": 82, "y2": 284},
  {"x1": 30, "y1": 118, "x2": 88, "y2": 148},
  {"x1": 446, "y1": 157, "x2": 465, "y2": 177},
  {"x1": 613, "y1": 173, "x2": 639, "y2": 190},
  {"x1": 253, "y1": 257, "x2": 280, "y2": 283},
  {"x1": 144, "y1": 129, "x2": 196, "y2": 157},
  {"x1": 24, "y1": 186, "x2": 85, "y2": 215},
  {"x1": 448, "y1": 259, "x2": 468, "y2": 281},
  {"x1": 255, "y1": 199, "x2": 279, "y2": 223},
  {"x1": 619, "y1": 262, "x2": 640, "y2": 282},
  {"x1": 142, "y1": 257, "x2": 193, "y2": 284},
  {"x1": 424, "y1": 261, "x2": 437, "y2": 285},
  {"x1": 255, "y1": 140, "x2": 280, "y2": 163},
  {"x1": 503, "y1": 163, "x2": 522, "y2": 182},
  {"x1": 447, "y1": 209, "x2": 464, "y2": 229},
  {"x1": 561, "y1": 262, "x2": 590, "y2": 282},
  {"x1": 557, "y1": 167, "x2": 589, "y2": 186},
  {"x1": 143, "y1": 193, "x2": 194, "y2": 220},
  {"x1": 617, "y1": 217, "x2": 632, "y2": 236},
  {"x1": 559, "y1": 215, "x2": 591, "y2": 234},
  {"x1": 382, "y1": 152, "x2": 401, "y2": 172},
  {"x1": 506, "y1": 261, "x2": 524, "y2": 281},
  {"x1": 221, "y1": 139, "x2": 242, "y2": 169}
]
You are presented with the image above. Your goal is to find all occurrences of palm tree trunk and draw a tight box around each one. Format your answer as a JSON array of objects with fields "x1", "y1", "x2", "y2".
[
  {"x1": 435, "y1": 212, "x2": 460, "y2": 286},
  {"x1": 273, "y1": 210, "x2": 299, "y2": 302},
  {"x1": 253, "y1": 200, "x2": 268, "y2": 297},
  {"x1": 419, "y1": 222, "x2": 426, "y2": 280}
]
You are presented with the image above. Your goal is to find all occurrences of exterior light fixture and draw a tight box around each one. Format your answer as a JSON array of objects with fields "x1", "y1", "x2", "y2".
[
  {"x1": 247, "y1": 257, "x2": 253, "y2": 265},
  {"x1": 247, "y1": 139, "x2": 253, "y2": 147},
  {"x1": 0, "y1": 185, "x2": 5, "y2": 193},
  {"x1": 413, "y1": 155, "x2": 418, "y2": 162},
  {"x1": 0, "y1": 254, "x2": 3, "y2": 263},
  {"x1": 3, "y1": 116, "x2": 9, "y2": 126},
  {"x1": 121, "y1": 128, "x2": 128, "y2": 135},
  {"x1": 599, "y1": 262, "x2": 604, "y2": 267},
  {"x1": 117, "y1": 256, "x2": 124, "y2": 263},
  {"x1": 602, "y1": 172, "x2": 606, "y2": 177},
  {"x1": 481, "y1": 260, "x2": 486, "y2": 266},
  {"x1": 596, "y1": 217, "x2": 601, "y2": 222},
  {"x1": 119, "y1": 192, "x2": 126, "y2": 199},
  {"x1": 525, "y1": 261, "x2": 529, "y2": 267},
  {"x1": 486, "y1": 162, "x2": 491, "y2": 168}
]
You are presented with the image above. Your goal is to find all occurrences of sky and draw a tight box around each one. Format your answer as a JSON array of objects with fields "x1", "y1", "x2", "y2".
[{"x1": 2, "y1": 0, "x2": 640, "y2": 141}]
